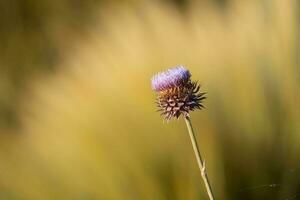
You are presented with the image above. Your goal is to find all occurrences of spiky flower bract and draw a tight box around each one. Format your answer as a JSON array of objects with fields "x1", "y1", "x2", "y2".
[{"x1": 151, "y1": 65, "x2": 206, "y2": 121}]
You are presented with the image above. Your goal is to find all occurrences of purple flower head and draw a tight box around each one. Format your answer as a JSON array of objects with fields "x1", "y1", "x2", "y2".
[
  {"x1": 151, "y1": 65, "x2": 206, "y2": 121},
  {"x1": 151, "y1": 65, "x2": 191, "y2": 92}
]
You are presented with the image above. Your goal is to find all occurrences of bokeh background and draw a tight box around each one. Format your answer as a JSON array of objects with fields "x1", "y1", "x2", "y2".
[{"x1": 0, "y1": 0, "x2": 299, "y2": 199}]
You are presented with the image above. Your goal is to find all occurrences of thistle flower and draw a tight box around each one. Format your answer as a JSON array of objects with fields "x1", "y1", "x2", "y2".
[
  {"x1": 151, "y1": 65, "x2": 206, "y2": 121},
  {"x1": 151, "y1": 66, "x2": 215, "y2": 200}
]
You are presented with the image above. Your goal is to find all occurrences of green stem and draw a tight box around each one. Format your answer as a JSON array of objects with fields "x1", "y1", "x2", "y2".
[{"x1": 184, "y1": 116, "x2": 215, "y2": 200}]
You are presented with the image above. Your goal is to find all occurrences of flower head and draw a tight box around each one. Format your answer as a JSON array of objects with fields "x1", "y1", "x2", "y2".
[{"x1": 151, "y1": 65, "x2": 206, "y2": 121}]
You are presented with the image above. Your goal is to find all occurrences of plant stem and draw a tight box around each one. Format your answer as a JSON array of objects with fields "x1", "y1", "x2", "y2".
[{"x1": 184, "y1": 116, "x2": 215, "y2": 200}]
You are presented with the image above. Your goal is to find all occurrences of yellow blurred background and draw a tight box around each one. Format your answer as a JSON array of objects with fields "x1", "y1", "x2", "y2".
[{"x1": 0, "y1": 0, "x2": 299, "y2": 199}]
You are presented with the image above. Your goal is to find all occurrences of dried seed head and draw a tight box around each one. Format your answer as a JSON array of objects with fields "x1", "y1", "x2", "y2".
[{"x1": 151, "y1": 65, "x2": 206, "y2": 121}]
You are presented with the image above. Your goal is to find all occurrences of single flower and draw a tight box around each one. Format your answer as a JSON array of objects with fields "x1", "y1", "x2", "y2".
[
  {"x1": 151, "y1": 66, "x2": 214, "y2": 200},
  {"x1": 151, "y1": 65, "x2": 206, "y2": 121}
]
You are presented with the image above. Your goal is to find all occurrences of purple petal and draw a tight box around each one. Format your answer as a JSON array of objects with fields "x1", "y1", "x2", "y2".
[{"x1": 151, "y1": 65, "x2": 191, "y2": 91}]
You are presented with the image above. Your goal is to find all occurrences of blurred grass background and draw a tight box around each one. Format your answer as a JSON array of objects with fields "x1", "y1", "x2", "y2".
[{"x1": 0, "y1": 0, "x2": 300, "y2": 199}]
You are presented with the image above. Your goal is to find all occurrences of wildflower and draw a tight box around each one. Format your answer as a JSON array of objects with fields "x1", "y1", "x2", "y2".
[
  {"x1": 151, "y1": 66, "x2": 214, "y2": 200},
  {"x1": 151, "y1": 65, "x2": 206, "y2": 120}
]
